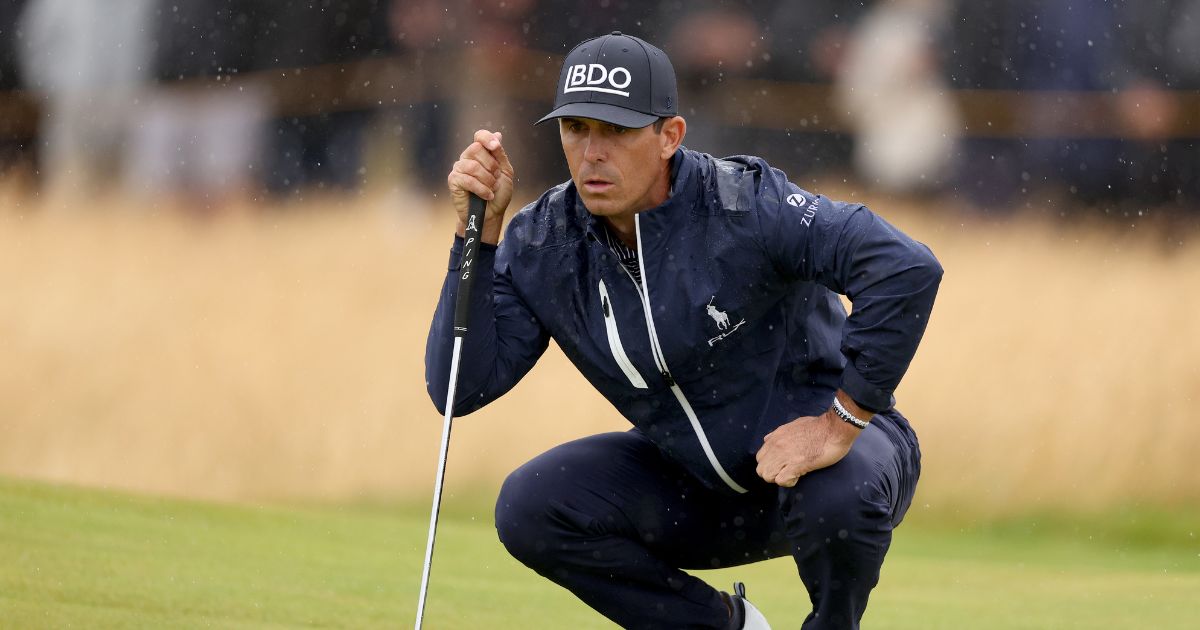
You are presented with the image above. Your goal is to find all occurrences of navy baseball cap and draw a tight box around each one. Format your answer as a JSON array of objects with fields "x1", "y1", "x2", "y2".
[{"x1": 536, "y1": 31, "x2": 678, "y2": 129}]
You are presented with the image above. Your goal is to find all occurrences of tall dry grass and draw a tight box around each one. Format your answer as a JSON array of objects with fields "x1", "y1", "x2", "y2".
[{"x1": 1, "y1": 188, "x2": 1197, "y2": 516}]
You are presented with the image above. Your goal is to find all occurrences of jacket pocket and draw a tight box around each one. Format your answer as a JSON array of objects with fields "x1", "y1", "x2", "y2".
[{"x1": 598, "y1": 279, "x2": 648, "y2": 389}]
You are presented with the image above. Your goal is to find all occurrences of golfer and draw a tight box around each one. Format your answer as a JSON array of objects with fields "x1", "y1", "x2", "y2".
[{"x1": 427, "y1": 32, "x2": 942, "y2": 630}]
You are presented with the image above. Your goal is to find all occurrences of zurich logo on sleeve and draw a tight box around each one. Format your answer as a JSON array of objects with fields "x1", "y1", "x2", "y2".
[
  {"x1": 786, "y1": 192, "x2": 818, "y2": 226},
  {"x1": 564, "y1": 64, "x2": 632, "y2": 97}
]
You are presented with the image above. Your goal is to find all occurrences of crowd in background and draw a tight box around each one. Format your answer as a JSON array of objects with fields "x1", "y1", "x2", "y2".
[{"x1": 0, "y1": 0, "x2": 1196, "y2": 215}]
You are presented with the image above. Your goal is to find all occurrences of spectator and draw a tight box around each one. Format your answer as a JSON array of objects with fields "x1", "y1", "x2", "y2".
[
  {"x1": 761, "y1": 0, "x2": 878, "y2": 177},
  {"x1": 941, "y1": 0, "x2": 1200, "y2": 213},
  {"x1": 387, "y1": 0, "x2": 464, "y2": 197},
  {"x1": 663, "y1": 1, "x2": 766, "y2": 156},
  {"x1": 1110, "y1": 0, "x2": 1200, "y2": 212},
  {"x1": 254, "y1": 0, "x2": 391, "y2": 196},
  {"x1": 17, "y1": 0, "x2": 155, "y2": 199},
  {"x1": 940, "y1": 0, "x2": 1030, "y2": 211},
  {"x1": 126, "y1": 0, "x2": 267, "y2": 206},
  {"x1": 0, "y1": 2, "x2": 24, "y2": 91},
  {"x1": 1018, "y1": 0, "x2": 1128, "y2": 208},
  {"x1": 0, "y1": 0, "x2": 32, "y2": 176},
  {"x1": 836, "y1": 0, "x2": 958, "y2": 193}
]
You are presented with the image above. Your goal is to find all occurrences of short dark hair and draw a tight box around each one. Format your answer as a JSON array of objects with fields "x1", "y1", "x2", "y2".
[{"x1": 652, "y1": 117, "x2": 669, "y2": 134}]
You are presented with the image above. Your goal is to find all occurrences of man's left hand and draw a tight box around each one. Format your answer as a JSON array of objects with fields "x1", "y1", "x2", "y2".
[{"x1": 755, "y1": 409, "x2": 863, "y2": 487}]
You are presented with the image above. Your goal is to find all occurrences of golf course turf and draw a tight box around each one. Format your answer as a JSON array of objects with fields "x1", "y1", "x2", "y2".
[{"x1": 2, "y1": 477, "x2": 1196, "y2": 628}]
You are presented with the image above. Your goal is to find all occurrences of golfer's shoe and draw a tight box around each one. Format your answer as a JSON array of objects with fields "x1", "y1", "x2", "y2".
[{"x1": 723, "y1": 581, "x2": 772, "y2": 630}]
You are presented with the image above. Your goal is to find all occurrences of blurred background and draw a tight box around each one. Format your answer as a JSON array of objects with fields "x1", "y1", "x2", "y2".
[{"x1": 0, "y1": 0, "x2": 1197, "y2": 523}]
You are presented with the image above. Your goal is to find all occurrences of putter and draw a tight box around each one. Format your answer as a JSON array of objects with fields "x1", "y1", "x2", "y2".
[{"x1": 415, "y1": 192, "x2": 488, "y2": 629}]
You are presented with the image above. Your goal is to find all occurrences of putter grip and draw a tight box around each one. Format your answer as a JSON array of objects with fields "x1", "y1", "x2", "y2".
[{"x1": 452, "y1": 193, "x2": 488, "y2": 336}]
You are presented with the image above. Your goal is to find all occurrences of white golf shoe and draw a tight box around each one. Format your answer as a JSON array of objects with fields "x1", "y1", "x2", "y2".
[{"x1": 725, "y1": 582, "x2": 772, "y2": 630}]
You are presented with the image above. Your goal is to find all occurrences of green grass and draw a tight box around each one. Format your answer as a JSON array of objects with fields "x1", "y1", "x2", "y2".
[{"x1": 2, "y1": 477, "x2": 1197, "y2": 629}]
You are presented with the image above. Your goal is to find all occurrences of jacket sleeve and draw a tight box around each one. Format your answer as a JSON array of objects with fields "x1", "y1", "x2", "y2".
[
  {"x1": 425, "y1": 234, "x2": 550, "y2": 416},
  {"x1": 754, "y1": 165, "x2": 943, "y2": 412}
]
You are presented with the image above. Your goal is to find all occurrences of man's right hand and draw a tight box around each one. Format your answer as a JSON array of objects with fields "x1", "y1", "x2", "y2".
[{"x1": 447, "y1": 129, "x2": 514, "y2": 245}]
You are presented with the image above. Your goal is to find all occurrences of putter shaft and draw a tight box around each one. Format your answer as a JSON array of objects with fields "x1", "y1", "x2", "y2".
[
  {"x1": 415, "y1": 336, "x2": 461, "y2": 629},
  {"x1": 416, "y1": 193, "x2": 486, "y2": 629}
]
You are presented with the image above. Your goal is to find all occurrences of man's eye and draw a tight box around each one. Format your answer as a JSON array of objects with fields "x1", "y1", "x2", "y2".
[{"x1": 609, "y1": 125, "x2": 628, "y2": 134}]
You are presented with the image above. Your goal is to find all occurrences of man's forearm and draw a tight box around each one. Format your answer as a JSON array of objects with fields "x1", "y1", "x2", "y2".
[
  {"x1": 424, "y1": 237, "x2": 551, "y2": 416},
  {"x1": 836, "y1": 210, "x2": 943, "y2": 412}
]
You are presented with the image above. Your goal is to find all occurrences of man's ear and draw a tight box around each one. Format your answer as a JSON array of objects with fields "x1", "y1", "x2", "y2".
[{"x1": 660, "y1": 116, "x2": 686, "y2": 159}]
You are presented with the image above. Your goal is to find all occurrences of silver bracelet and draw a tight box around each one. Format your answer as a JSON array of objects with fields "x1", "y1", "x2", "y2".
[{"x1": 831, "y1": 397, "x2": 870, "y2": 430}]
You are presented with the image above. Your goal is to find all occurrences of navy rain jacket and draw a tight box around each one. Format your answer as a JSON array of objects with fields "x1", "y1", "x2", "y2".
[{"x1": 426, "y1": 147, "x2": 942, "y2": 495}]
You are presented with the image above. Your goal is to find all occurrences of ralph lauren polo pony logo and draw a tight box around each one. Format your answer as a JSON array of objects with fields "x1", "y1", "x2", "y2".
[{"x1": 706, "y1": 297, "x2": 746, "y2": 347}]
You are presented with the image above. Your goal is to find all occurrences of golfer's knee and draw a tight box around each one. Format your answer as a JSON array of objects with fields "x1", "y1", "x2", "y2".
[
  {"x1": 494, "y1": 469, "x2": 550, "y2": 566},
  {"x1": 782, "y1": 477, "x2": 890, "y2": 546}
]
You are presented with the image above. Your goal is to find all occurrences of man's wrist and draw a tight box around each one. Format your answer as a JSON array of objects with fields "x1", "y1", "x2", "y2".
[{"x1": 831, "y1": 391, "x2": 872, "y2": 430}]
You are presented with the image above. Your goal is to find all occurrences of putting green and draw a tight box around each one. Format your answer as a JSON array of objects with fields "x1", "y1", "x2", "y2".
[{"x1": 1, "y1": 477, "x2": 1196, "y2": 628}]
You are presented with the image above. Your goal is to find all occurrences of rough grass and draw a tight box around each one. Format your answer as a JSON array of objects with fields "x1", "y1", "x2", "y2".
[
  {"x1": 1, "y1": 188, "x2": 1198, "y2": 518},
  {"x1": 2, "y1": 477, "x2": 1198, "y2": 629}
]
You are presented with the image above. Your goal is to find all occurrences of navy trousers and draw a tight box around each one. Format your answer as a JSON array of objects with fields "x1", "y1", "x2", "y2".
[{"x1": 494, "y1": 410, "x2": 921, "y2": 630}]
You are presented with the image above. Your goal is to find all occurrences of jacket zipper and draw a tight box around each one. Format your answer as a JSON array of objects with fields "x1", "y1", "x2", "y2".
[
  {"x1": 616, "y1": 215, "x2": 748, "y2": 494},
  {"x1": 598, "y1": 279, "x2": 649, "y2": 389}
]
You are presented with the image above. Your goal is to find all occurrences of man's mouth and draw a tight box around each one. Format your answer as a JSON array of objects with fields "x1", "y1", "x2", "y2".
[{"x1": 582, "y1": 178, "x2": 614, "y2": 194}]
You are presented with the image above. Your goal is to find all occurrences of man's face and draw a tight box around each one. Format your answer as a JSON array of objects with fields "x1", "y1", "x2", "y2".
[{"x1": 558, "y1": 117, "x2": 674, "y2": 218}]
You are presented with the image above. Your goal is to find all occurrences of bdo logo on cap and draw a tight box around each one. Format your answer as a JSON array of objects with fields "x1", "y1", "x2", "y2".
[
  {"x1": 536, "y1": 32, "x2": 676, "y2": 128},
  {"x1": 564, "y1": 64, "x2": 633, "y2": 97}
]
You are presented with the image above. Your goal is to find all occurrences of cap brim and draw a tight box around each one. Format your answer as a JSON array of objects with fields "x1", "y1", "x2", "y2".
[{"x1": 535, "y1": 102, "x2": 659, "y2": 128}]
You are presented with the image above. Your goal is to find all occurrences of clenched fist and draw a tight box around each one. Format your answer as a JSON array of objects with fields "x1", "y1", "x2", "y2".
[
  {"x1": 755, "y1": 394, "x2": 868, "y2": 487},
  {"x1": 447, "y1": 129, "x2": 515, "y2": 245}
]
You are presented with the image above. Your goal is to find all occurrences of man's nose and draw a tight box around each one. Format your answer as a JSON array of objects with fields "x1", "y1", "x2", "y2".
[{"x1": 583, "y1": 135, "x2": 607, "y2": 162}]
